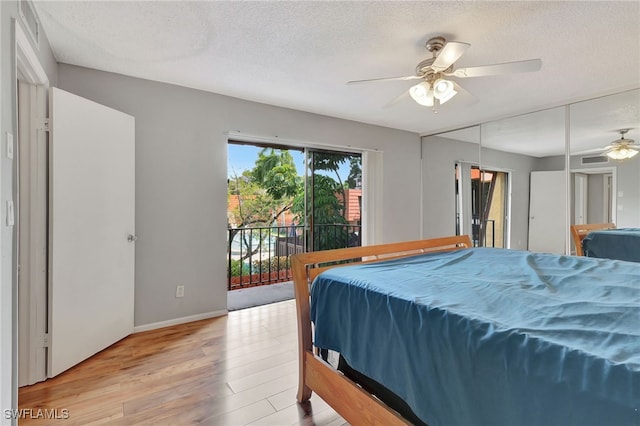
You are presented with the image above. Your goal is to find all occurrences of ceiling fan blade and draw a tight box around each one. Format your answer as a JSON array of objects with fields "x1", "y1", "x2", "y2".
[
  {"x1": 346, "y1": 75, "x2": 422, "y2": 85},
  {"x1": 449, "y1": 59, "x2": 542, "y2": 78},
  {"x1": 432, "y1": 41, "x2": 470, "y2": 71}
]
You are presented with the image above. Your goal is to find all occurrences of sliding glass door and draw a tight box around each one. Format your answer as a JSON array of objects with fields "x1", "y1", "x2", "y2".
[
  {"x1": 305, "y1": 149, "x2": 362, "y2": 252},
  {"x1": 456, "y1": 163, "x2": 509, "y2": 247}
]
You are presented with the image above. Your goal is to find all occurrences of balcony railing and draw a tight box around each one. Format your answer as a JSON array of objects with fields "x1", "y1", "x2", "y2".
[
  {"x1": 456, "y1": 214, "x2": 496, "y2": 247},
  {"x1": 228, "y1": 224, "x2": 361, "y2": 290}
]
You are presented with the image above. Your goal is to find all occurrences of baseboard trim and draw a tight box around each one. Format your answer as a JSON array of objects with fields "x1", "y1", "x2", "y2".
[{"x1": 133, "y1": 309, "x2": 228, "y2": 333}]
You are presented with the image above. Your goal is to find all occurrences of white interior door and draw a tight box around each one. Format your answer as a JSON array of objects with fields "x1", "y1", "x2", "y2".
[
  {"x1": 574, "y1": 173, "x2": 588, "y2": 225},
  {"x1": 528, "y1": 170, "x2": 567, "y2": 254},
  {"x1": 48, "y1": 87, "x2": 135, "y2": 377}
]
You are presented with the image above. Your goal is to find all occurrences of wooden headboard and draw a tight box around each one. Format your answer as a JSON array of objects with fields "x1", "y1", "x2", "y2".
[
  {"x1": 570, "y1": 223, "x2": 616, "y2": 256},
  {"x1": 290, "y1": 235, "x2": 473, "y2": 425}
]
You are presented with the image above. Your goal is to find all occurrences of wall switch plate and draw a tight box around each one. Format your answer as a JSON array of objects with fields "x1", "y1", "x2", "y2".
[
  {"x1": 176, "y1": 285, "x2": 185, "y2": 298},
  {"x1": 6, "y1": 133, "x2": 13, "y2": 160}
]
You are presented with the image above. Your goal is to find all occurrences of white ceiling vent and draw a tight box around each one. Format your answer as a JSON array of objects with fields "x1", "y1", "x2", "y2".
[
  {"x1": 19, "y1": 0, "x2": 40, "y2": 49},
  {"x1": 581, "y1": 155, "x2": 609, "y2": 165}
]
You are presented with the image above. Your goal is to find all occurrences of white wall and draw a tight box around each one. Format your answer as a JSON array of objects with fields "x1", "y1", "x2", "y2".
[
  {"x1": 1, "y1": 1, "x2": 58, "y2": 422},
  {"x1": 57, "y1": 64, "x2": 422, "y2": 328}
]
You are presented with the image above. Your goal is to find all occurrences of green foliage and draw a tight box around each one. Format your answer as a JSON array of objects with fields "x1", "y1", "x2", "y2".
[
  {"x1": 311, "y1": 152, "x2": 347, "y2": 176},
  {"x1": 346, "y1": 157, "x2": 362, "y2": 189},
  {"x1": 252, "y1": 256, "x2": 291, "y2": 272},
  {"x1": 291, "y1": 174, "x2": 349, "y2": 251},
  {"x1": 229, "y1": 259, "x2": 250, "y2": 277},
  {"x1": 309, "y1": 174, "x2": 347, "y2": 224},
  {"x1": 228, "y1": 148, "x2": 301, "y2": 231},
  {"x1": 229, "y1": 146, "x2": 362, "y2": 255},
  {"x1": 251, "y1": 149, "x2": 301, "y2": 199}
]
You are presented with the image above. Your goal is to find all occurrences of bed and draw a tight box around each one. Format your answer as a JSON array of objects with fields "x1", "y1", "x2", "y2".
[
  {"x1": 291, "y1": 236, "x2": 640, "y2": 426},
  {"x1": 582, "y1": 228, "x2": 640, "y2": 262},
  {"x1": 570, "y1": 222, "x2": 616, "y2": 256}
]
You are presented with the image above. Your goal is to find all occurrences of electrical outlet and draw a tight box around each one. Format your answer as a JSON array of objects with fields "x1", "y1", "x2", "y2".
[{"x1": 176, "y1": 285, "x2": 185, "y2": 298}]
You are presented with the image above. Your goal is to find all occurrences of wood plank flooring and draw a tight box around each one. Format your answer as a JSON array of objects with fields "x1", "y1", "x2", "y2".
[{"x1": 18, "y1": 300, "x2": 347, "y2": 425}]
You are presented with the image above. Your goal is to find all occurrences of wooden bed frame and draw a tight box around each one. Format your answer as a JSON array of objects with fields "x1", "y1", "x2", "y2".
[
  {"x1": 570, "y1": 223, "x2": 616, "y2": 256},
  {"x1": 290, "y1": 235, "x2": 473, "y2": 425}
]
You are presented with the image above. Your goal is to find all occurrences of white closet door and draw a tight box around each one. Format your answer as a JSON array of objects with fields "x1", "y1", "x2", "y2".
[{"x1": 48, "y1": 87, "x2": 135, "y2": 377}]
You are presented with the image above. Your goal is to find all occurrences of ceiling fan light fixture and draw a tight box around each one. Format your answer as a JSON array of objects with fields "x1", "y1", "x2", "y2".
[
  {"x1": 432, "y1": 78, "x2": 457, "y2": 104},
  {"x1": 409, "y1": 82, "x2": 434, "y2": 107},
  {"x1": 605, "y1": 130, "x2": 638, "y2": 160},
  {"x1": 606, "y1": 146, "x2": 639, "y2": 160}
]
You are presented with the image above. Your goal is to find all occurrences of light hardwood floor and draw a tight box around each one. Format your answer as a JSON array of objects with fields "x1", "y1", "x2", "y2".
[{"x1": 18, "y1": 299, "x2": 346, "y2": 425}]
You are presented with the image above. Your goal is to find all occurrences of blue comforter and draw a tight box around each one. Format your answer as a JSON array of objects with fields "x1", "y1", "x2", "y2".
[
  {"x1": 310, "y1": 248, "x2": 640, "y2": 426},
  {"x1": 583, "y1": 228, "x2": 640, "y2": 262}
]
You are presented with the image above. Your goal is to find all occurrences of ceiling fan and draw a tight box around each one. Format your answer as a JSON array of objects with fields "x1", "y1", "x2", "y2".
[
  {"x1": 347, "y1": 36, "x2": 542, "y2": 111},
  {"x1": 601, "y1": 129, "x2": 638, "y2": 160}
]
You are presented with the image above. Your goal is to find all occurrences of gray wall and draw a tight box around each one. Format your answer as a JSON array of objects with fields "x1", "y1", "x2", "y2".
[
  {"x1": 481, "y1": 148, "x2": 539, "y2": 250},
  {"x1": 587, "y1": 174, "x2": 606, "y2": 223},
  {"x1": 615, "y1": 160, "x2": 640, "y2": 226},
  {"x1": 421, "y1": 135, "x2": 478, "y2": 239},
  {"x1": 534, "y1": 155, "x2": 565, "y2": 172},
  {"x1": 421, "y1": 135, "x2": 540, "y2": 251},
  {"x1": 57, "y1": 63, "x2": 422, "y2": 327},
  {"x1": 1, "y1": 1, "x2": 58, "y2": 421}
]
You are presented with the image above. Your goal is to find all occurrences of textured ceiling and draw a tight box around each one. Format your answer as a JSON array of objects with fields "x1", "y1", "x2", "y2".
[{"x1": 34, "y1": 1, "x2": 640, "y2": 155}]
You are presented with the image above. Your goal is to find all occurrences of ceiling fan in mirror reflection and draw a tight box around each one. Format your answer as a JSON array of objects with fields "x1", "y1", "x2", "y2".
[
  {"x1": 347, "y1": 36, "x2": 541, "y2": 112},
  {"x1": 604, "y1": 129, "x2": 638, "y2": 161}
]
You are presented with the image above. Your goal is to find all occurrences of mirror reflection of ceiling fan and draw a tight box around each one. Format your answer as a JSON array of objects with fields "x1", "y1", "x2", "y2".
[
  {"x1": 347, "y1": 36, "x2": 542, "y2": 111},
  {"x1": 584, "y1": 129, "x2": 639, "y2": 160}
]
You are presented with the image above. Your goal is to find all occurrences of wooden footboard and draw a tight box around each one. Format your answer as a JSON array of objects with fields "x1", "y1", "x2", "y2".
[{"x1": 291, "y1": 235, "x2": 473, "y2": 425}]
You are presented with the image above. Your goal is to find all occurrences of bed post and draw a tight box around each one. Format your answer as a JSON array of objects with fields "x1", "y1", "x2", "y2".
[{"x1": 291, "y1": 254, "x2": 313, "y2": 402}]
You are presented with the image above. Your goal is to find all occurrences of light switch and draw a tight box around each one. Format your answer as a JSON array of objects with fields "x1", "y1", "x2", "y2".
[
  {"x1": 618, "y1": 191, "x2": 624, "y2": 197},
  {"x1": 6, "y1": 133, "x2": 13, "y2": 160},
  {"x1": 6, "y1": 200, "x2": 14, "y2": 226}
]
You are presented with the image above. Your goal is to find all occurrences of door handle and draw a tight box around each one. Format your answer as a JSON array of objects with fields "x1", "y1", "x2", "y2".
[{"x1": 127, "y1": 234, "x2": 138, "y2": 242}]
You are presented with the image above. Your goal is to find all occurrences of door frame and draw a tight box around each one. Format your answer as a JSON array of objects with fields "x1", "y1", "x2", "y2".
[
  {"x1": 15, "y1": 21, "x2": 49, "y2": 386},
  {"x1": 570, "y1": 166, "x2": 617, "y2": 226}
]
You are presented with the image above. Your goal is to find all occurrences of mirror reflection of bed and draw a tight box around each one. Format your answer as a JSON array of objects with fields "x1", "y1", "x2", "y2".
[{"x1": 572, "y1": 223, "x2": 640, "y2": 263}]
